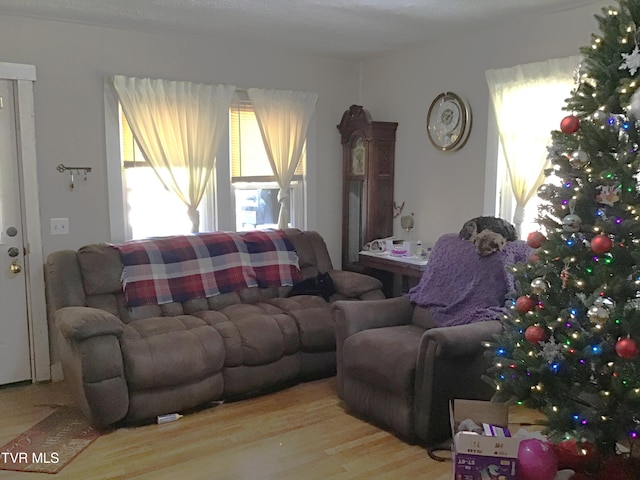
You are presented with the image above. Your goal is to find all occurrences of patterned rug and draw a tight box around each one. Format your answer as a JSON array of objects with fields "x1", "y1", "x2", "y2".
[{"x1": 0, "y1": 406, "x2": 100, "y2": 474}]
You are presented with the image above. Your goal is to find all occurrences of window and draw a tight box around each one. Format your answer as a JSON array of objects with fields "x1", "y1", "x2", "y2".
[
  {"x1": 486, "y1": 56, "x2": 578, "y2": 237},
  {"x1": 495, "y1": 146, "x2": 560, "y2": 239},
  {"x1": 229, "y1": 97, "x2": 305, "y2": 232},
  {"x1": 119, "y1": 109, "x2": 215, "y2": 240},
  {"x1": 106, "y1": 87, "x2": 311, "y2": 242}
]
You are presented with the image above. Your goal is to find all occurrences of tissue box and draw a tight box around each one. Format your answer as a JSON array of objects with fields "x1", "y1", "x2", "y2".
[
  {"x1": 450, "y1": 399, "x2": 521, "y2": 480},
  {"x1": 386, "y1": 239, "x2": 410, "y2": 256}
]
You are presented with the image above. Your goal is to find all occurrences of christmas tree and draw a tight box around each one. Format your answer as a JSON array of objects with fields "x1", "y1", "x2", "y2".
[{"x1": 486, "y1": 0, "x2": 640, "y2": 462}]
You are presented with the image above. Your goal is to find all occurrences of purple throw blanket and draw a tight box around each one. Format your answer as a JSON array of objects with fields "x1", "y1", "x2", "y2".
[{"x1": 408, "y1": 233, "x2": 532, "y2": 327}]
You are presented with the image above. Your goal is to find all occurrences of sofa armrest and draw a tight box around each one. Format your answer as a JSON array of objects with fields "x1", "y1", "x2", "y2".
[
  {"x1": 54, "y1": 307, "x2": 128, "y2": 428},
  {"x1": 333, "y1": 296, "x2": 414, "y2": 398},
  {"x1": 413, "y1": 320, "x2": 503, "y2": 445},
  {"x1": 333, "y1": 295, "x2": 413, "y2": 337},
  {"x1": 329, "y1": 269, "x2": 384, "y2": 299},
  {"x1": 56, "y1": 306, "x2": 125, "y2": 341}
]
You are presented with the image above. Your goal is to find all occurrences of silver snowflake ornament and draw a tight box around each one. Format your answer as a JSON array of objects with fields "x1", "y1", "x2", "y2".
[
  {"x1": 537, "y1": 336, "x2": 564, "y2": 364},
  {"x1": 620, "y1": 44, "x2": 640, "y2": 76}
]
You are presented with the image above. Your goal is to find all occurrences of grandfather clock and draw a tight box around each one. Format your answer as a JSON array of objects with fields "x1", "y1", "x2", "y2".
[{"x1": 337, "y1": 105, "x2": 397, "y2": 271}]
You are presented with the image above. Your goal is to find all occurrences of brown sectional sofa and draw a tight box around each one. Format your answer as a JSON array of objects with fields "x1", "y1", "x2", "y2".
[{"x1": 45, "y1": 229, "x2": 384, "y2": 428}]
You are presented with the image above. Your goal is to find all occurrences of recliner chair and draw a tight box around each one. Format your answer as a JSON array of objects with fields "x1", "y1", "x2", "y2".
[{"x1": 333, "y1": 232, "x2": 531, "y2": 447}]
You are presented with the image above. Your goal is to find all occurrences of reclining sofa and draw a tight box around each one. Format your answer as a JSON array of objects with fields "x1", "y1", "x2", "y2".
[{"x1": 45, "y1": 229, "x2": 384, "y2": 428}]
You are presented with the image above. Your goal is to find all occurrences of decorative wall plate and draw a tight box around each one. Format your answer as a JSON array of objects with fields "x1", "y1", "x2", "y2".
[{"x1": 426, "y1": 92, "x2": 472, "y2": 151}]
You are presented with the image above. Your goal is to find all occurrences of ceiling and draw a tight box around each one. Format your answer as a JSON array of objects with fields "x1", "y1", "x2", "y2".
[{"x1": 0, "y1": 0, "x2": 605, "y2": 60}]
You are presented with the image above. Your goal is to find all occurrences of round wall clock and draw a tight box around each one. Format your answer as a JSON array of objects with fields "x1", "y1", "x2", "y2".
[{"x1": 426, "y1": 92, "x2": 472, "y2": 151}]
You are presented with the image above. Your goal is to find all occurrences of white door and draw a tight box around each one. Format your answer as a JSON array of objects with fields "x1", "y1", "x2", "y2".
[{"x1": 0, "y1": 78, "x2": 31, "y2": 385}]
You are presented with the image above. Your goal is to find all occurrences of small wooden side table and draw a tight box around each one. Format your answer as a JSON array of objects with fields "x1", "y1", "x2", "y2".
[{"x1": 359, "y1": 251, "x2": 427, "y2": 297}]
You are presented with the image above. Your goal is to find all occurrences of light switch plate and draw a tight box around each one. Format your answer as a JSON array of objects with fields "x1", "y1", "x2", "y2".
[{"x1": 50, "y1": 218, "x2": 69, "y2": 235}]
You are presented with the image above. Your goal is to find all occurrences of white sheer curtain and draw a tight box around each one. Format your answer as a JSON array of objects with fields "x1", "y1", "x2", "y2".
[
  {"x1": 112, "y1": 76, "x2": 236, "y2": 232},
  {"x1": 247, "y1": 88, "x2": 318, "y2": 229},
  {"x1": 486, "y1": 55, "x2": 579, "y2": 235}
]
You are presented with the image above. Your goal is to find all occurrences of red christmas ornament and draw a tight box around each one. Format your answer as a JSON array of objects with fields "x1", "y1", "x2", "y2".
[
  {"x1": 518, "y1": 438, "x2": 558, "y2": 480},
  {"x1": 615, "y1": 337, "x2": 639, "y2": 359},
  {"x1": 515, "y1": 295, "x2": 536, "y2": 314},
  {"x1": 529, "y1": 253, "x2": 540, "y2": 263},
  {"x1": 560, "y1": 115, "x2": 580, "y2": 134},
  {"x1": 527, "y1": 231, "x2": 546, "y2": 249},
  {"x1": 591, "y1": 234, "x2": 613, "y2": 254},
  {"x1": 525, "y1": 325, "x2": 546, "y2": 344}
]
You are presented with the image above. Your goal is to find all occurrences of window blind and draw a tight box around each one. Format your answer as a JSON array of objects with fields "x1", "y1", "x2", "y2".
[
  {"x1": 230, "y1": 100, "x2": 304, "y2": 182},
  {"x1": 120, "y1": 109, "x2": 145, "y2": 166},
  {"x1": 122, "y1": 100, "x2": 305, "y2": 178}
]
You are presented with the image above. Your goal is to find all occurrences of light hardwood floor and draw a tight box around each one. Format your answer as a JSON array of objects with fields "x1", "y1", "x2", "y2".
[{"x1": 0, "y1": 377, "x2": 540, "y2": 480}]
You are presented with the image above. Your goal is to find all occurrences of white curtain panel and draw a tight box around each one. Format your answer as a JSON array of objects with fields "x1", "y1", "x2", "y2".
[
  {"x1": 485, "y1": 55, "x2": 580, "y2": 235},
  {"x1": 247, "y1": 88, "x2": 319, "y2": 229},
  {"x1": 112, "y1": 76, "x2": 236, "y2": 232}
]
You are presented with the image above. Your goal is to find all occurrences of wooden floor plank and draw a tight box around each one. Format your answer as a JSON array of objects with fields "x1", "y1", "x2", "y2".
[{"x1": 0, "y1": 377, "x2": 538, "y2": 479}]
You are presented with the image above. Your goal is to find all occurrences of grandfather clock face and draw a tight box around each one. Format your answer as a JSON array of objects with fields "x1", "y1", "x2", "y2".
[{"x1": 350, "y1": 137, "x2": 365, "y2": 175}]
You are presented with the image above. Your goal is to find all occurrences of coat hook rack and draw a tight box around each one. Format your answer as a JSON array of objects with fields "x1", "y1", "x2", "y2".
[{"x1": 57, "y1": 164, "x2": 92, "y2": 191}]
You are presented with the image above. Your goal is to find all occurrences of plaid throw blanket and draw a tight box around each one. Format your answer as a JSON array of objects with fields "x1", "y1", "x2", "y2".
[{"x1": 115, "y1": 230, "x2": 301, "y2": 307}]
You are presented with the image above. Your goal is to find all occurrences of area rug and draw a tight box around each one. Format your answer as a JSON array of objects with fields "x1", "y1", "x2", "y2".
[{"x1": 0, "y1": 406, "x2": 100, "y2": 474}]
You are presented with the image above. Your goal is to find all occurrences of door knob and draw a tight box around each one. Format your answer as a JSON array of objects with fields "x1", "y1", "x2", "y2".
[{"x1": 10, "y1": 262, "x2": 21, "y2": 274}]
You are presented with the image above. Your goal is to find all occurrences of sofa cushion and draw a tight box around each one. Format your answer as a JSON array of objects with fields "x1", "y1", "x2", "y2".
[
  {"x1": 207, "y1": 291, "x2": 242, "y2": 310},
  {"x1": 329, "y1": 269, "x2": 383, "y2": 298},
  {"x1": 342, "y1": 325, "x2": 424, "y2": 398},
  {"x1": 411, "y1": 305, "x2": 437, "y2": 330},
  {"x1": 266, "y1": 296, "x2": 335, "y2": 351},
  {"x1": 292, "y1": 306, "x2": 336, "y2": 352},
  {"x1": 77, "y1": 244, "x2": 122, "y2": 296},
  {"x1": 289, "y1": 236, "x2": 317, "y2": 274},
  {"x1": 120, "y1": 315, "x2": 225, "y2": 390},
  {"x1": 222, "y1": 355, "x2": 301, "y2": 398},
  {"x1": 86, "y1": 293, "x2": 121, "y2": 318},
  {"x1": 284, "y1": 229, "x2": 333, "y2": 278},
  {"x1": 203, "y1": 304, "x2": 299, "y2": 367}
]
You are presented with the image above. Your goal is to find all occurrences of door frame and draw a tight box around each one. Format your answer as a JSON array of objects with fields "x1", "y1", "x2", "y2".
[{"x1": 0, "y1": 62, "x2": 49, "y2": 382}]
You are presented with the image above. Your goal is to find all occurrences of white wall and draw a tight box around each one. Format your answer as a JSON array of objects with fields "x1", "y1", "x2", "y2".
[
  {"x1": 0, "y1": 15, "x2": 358, "y2": 264},
  {"x1": 0, "y1": 3, "x2": 613, "y2": 269},
  {"x1": 360, "y1": 1, "x2": 610, "y2": 247}
]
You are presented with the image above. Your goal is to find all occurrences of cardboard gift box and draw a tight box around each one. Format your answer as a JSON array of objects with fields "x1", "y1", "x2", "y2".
[{"x1": 450, "y1": 399, "x2": 521, "y2": 480}]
